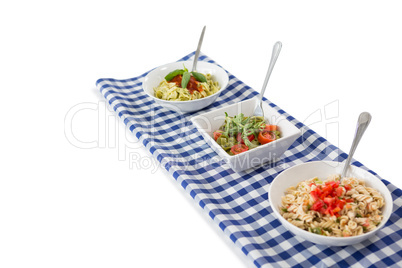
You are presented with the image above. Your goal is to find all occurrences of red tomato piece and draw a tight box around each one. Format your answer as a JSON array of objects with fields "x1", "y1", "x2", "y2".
[
  {"x1": 324, "y1": 197, "x2": 335, "y2": 206},
  {"x1": 333, "y1": 207, "x2": 341, "y2": 213},
  {"x1": 336, "y1": 187, "x2": 343, "y2": 197},
  {"x1": 258, "y1": 130, "x2": 276, "y2": 145},
  {"x1": 236, "y1": 133, "x2": 255, "y2": 144},
  {"x1": 311, "y1": 200, "x2": 325, "y2": 212},
  {"x1": 230, "y1": 144, "x2": 249, "y2": 155},
  {"x1": 337, "y1": 199, "x2": 346, "y2": 209},
  {"x1": 310, "y1": 190, "x2": 319, "y2": 201},
  {"x1": 213, "y1": 131, "x2": 222, "y2": 141},
  {"x1": 265, "y1": 125, "x2": 278, "y2": 131}
]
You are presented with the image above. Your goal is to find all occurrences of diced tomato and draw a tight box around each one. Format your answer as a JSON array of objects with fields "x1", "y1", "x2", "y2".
[
  {"x1": 324, "y1": 197, "x2": 335, "y2": 206},
  {"x1": 336, "y1": 187, "x2": 343, "y2": 197},
  {"x1": 332, "y1": 207, "x2": 341, "y2": 213},
  {"x1": 310, "y1": 187, "x2": 322, "y2": 201},
  {"x1": 213, "y1": 131, "x2": 222, "y2": 141},
  {"x1": 230, "y1": 144, "x2": 249, "y2": 155},
  {"x1": 325, "y1": 207, "x2": 334, "y2": 216},
  {"x1": 321, "y1": 185, "x2": 333, "y2": 197},
  {"x1": 308, "y1": 179, "x2": 351, "y2": 216},
  {"x1": 337, "y1": 199, "x2": 346, "y2": 209},
  {"x1": 344, "y1": 198, "x2": 354, "y2": 203},
  {"x1": 344, "y1": 184, "x2": 352, "y2": 191},
  {"x1": 310, "y1": 191, "x2": 319, "y2": 201},
  {"x1": 362, "y1": 219, "x2": 370, "y2": 227},
  {"x1": 236, "y1": 133, "x2": 255, "y2": 144},
  {"x1": 326, "y1": 180, "x2": 340, "y2": 189},
  {"x1": 311, "y1": 200, "x2": 325, "y2": 212}
]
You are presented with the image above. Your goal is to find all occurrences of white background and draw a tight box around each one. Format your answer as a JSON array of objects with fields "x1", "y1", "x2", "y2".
[{"x1": 1, "y1": 1, "x2": 401, "y2": 267}]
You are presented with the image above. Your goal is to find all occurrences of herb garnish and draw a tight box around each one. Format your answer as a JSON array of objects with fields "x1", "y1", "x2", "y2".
[{"x1": 164, "y1": 65, "x2": 207, "y2": 89}]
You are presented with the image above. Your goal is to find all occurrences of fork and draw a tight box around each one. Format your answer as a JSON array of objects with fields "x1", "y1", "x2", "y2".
[{"x1": 253, "y1": 41, "x2": 282, "y2": 118}]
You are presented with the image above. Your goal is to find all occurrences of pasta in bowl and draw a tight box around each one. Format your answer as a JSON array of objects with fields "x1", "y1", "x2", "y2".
[
  {"x1": 269, "y1": 161, "x2": 392, "y2": 246},
  {"x1": 280, "y1": 175, "x2": 384, "y2": 238},
  {"x1": 142, "y1": 61, "x2": 228, "y2": 113},
  {"x1": 155, "y1": 71, "x2": 220, "y2": 101}
]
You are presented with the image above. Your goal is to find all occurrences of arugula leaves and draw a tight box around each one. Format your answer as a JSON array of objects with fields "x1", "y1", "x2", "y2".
[{"x1": 222, "y1": 113, "x2": 265, "y2": 148}]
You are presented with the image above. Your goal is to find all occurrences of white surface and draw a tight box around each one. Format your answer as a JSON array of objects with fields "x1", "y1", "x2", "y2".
[
  {"x1": 191, "y1": 97, "x2": 301, "y2": 171},
  {"x1": 1, "y1": 1, "x2": 401, "y2": 267},
  {"x1": 142, "y1": 61, "x2": 229, "y2": 113},
  {"x1": 269, "y1": 161, "x2": 393, "y2": 246}
]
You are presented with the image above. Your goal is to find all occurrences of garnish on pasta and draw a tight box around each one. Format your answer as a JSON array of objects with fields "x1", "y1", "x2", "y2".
[
  {"x1": 280, "y1": 175, "x2": 384, "y2": 237},
  {"x1": 213, "y1": 113, "x2": 281, "y2": 155},
  {"x1": 154, "y1": 65, "x2": 220, "y2": 101}
]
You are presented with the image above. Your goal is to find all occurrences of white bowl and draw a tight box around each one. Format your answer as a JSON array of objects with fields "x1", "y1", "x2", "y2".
[
  {"x1": 269, "y1": 161, "x2": 393, "y2": 246},
  {"x1": 190, "y1": 97, "x2": 301, "y2": 172},
  {"x1": 142, "y1": 61, "x2": 229, "y2": 113}
]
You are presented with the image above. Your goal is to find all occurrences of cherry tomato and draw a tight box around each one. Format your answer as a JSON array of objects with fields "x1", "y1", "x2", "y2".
[
  {"x1": 213, "y1": 131, "x2": 222, "y2": 141},
  {"x1": 258, "y1": 130, "x2": 276, "y2": 144},
  {"x1": 230, "y1": 144, "x2": 249, "y2": 155},
  {"x1": 236, "y1": 133, "x2": 255, "y2": 144},
  {"x1": 265, "y1": 125, "x2": 278, "y2": 131}
]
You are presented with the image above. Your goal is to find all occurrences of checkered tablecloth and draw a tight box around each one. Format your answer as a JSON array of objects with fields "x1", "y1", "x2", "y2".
[{"x1": 96, "y1": 52, "x2": 402, "y2": 268}]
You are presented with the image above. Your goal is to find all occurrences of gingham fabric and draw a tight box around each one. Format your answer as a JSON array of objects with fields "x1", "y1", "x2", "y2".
[{"x1": 96, "y1": 52, "x2": 402, "y2": 268}]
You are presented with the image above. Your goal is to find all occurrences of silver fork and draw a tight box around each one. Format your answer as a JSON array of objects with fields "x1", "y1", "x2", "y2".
[
  {"x1": 341, "y1": 112, "x2": 372, "y2": 178},
  {"x1": 192, "y1": 26, "x2": 206, "y2": 72},
  {"x1": 253, "y1": 41, "x2": 282, "y2": 118}
]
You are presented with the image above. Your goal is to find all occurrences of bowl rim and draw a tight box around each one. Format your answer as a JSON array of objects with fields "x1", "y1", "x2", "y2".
[
  {"x1": 190, "y1": 97, "x2": 302, "y2": 158},
  {"x1": 268, "y1": 160, "x2": 393, "y2": 243},
  {"x1": 142, "y1": 61, "x2": 229, "y2": 104}
]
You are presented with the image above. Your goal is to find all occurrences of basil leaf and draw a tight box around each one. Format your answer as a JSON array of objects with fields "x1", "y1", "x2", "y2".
[
  {"x1": 181, "y1": 71, "x2": 191, "y2": 89},
  {"x1": 183, "y1": 64, "x2": 188, "y2": 73},
  {"x1": 165, "y1": 69, "x2": 184, "y2": 81},
  {"x1": 191, "y1": 71, "x2": 207, "y2": 83}
]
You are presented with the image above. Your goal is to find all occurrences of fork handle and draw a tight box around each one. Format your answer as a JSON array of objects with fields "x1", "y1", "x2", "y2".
[
  {"x1": 341, "y1": 112, "x2": 372, "y2": 177},
  {"x1": 259, "y1": 41, "x2": 282, "y2": 105}
]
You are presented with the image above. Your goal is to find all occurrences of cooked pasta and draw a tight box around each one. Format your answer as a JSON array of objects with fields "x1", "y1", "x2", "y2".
[
  {"x1": 154, "y1": 73, "x2": 220, "y2": 101},
  {"x1": 279, "y1": 174, "x2": 385, "y2": 237}
]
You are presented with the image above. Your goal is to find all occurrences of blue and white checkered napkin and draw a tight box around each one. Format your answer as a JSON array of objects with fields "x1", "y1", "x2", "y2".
[{"x1": 97, "y1": 52, "x2": 402, "y2": 268}]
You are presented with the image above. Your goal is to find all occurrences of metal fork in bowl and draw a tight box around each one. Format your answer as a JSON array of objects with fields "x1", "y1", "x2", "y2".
[
  {"x1": 253, "y1": 41, "x2": 282, "y2": 118},
  {"x1": 192, "y1": 26, "x2": 206, "y2": 72},
  {"x1": 341, "y1": 112, "x2": 372, "y2": 178}
]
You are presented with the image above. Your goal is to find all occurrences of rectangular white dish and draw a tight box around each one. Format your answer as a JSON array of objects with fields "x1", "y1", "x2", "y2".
[{"x1": 191, "y1": 97, "x2": 301, "y2": 172}]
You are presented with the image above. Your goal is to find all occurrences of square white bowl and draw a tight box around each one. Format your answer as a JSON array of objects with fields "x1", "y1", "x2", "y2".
[{"x1": 190, "y1": 97, "x2": 301, "y2": 172}]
